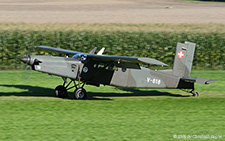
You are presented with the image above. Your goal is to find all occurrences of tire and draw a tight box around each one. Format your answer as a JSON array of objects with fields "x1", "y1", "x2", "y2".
[
  {"x1": 74, "y1": 88, "x2": 87, "y2": 100},
  {"x1": 192, "y1": 91, "x2": 199, "y2": 97},
  {"x1": 54, "y1": 85, "x2": 68, "y2": 98}
]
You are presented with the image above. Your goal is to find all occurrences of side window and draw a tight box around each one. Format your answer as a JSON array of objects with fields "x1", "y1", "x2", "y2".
[
  {"x1": 93, "y1": 63, "x2": 118, "y2": 71},
  {"x1": 106, "y1": 65, "x2": 118, "y2": 71},
  {"x1": 93, "y1": 64, "x2": 98, "y2": 68}
]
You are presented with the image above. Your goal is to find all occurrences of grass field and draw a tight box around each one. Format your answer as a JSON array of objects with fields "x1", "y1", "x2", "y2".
[{"x1": 0, "y1": 70, "x2": 224, "y2": 140}]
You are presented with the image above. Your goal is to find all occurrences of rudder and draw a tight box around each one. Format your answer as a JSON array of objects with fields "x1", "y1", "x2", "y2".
[{"x1": 172, "y1": 41, "x2": 196, "y2": 77}]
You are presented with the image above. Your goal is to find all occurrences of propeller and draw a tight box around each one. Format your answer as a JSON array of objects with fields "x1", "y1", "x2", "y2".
[{"x1": 17, "y1": 46, "x2": 35, "y2": 82}]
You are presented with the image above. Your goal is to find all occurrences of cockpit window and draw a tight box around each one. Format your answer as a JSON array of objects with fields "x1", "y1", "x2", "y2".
[{"x1": 72, "y1": 54, "x2": 87, "y2": 62}]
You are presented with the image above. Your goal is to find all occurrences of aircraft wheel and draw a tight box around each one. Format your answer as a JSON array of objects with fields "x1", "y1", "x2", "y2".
[
  {"x1": 54, "y1": 85, "x2": 68, "y2": 98},
  {"x1": 74, "y1": 88, "x2": 87, "y2": 100},
  {"x1": 192, "y1": 91, "x2": 199, "y2": 97}
]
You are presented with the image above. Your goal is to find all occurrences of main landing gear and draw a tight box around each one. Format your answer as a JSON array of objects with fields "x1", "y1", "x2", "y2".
[
  {"x1": 54, "y1": 78, "x2": 87, "y2": 100},
  {"x1": 55, "y1": 85, "x2": 68, "y2": 98}
]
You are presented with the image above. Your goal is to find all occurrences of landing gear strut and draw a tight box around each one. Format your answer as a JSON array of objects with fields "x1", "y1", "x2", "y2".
[{"x1": 54, "y1": 77, "x2": 87, "y2": 100}]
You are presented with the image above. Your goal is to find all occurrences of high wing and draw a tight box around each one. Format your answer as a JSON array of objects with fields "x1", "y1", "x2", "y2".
[
  {"x1": 37, "y1": 46, "x2": 168, "y2": 66},
  {"x1": 87, "y1": 54, "x2": 168, "y2": 66},
  {"x1": 37, "y1": 46, "x2": 82, "y2": 54}
]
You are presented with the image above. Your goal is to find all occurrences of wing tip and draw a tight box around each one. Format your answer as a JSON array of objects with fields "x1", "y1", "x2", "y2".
[{"x1": 139, "y1": 57, "x2": 168, "y2": 66}]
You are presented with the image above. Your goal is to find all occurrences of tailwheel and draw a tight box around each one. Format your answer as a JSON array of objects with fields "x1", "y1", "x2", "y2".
[
  {"x1": 54, "y1": 85, "x2": 68, "y2": 98},
  {"x1": 191, "y1": 91, "x2": 199, "y2": 97},
  {"x1": 74, "y1": 88, "x2": 87, "y2": 100}
]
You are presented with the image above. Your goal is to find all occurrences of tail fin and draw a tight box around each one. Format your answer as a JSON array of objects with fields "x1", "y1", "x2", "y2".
[{"x1": 172, "y1": 41, "x2": 196, "y2": 77}]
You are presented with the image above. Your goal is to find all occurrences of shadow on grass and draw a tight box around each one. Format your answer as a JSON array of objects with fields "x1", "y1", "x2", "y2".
[
  {"x1": 0, "y1": 85, "x2": 54, "y2": 97},
  {"x1": 87, "y1": 88, "x2": 190, "y2": 100},
  {"x1": 0, "y1": 85, "x2": 190, "y2": 100}
]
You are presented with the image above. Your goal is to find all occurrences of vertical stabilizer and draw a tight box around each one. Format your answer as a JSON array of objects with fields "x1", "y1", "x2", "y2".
[{"x1": 172, "y1": 41, "x2": 196, "y2": 77}]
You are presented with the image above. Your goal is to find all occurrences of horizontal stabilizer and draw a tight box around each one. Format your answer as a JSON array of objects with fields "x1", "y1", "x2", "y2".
[{"x1": 181, "y1": 77, "x2": 216, "y2": 84}]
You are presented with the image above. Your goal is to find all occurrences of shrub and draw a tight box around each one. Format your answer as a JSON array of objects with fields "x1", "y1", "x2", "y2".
[{"x1": 0, "y1": 30, "x2": 224, "y2": 70}]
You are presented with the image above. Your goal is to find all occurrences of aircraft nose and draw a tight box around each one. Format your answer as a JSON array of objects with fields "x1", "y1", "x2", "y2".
[{"x1": 20, "y1": 56, "x2": 30, "y2": 64}]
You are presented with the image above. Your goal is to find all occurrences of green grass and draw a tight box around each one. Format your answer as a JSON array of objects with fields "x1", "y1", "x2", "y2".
[{"x1": 0, "y1": 70, "x2": 224, "y2": 140}]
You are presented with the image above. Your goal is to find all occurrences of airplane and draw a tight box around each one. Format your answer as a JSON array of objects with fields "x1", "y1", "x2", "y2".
[{"x1": 20, "y1": 41, "x2": 215, "y2": 99}]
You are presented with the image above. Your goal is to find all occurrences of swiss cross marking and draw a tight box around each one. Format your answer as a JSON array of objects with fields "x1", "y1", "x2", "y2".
[{"x1": 177, "y1": 51, "x2": 185, "y2": 59}]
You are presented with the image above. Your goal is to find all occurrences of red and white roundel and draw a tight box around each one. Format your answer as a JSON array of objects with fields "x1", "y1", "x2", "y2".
[{"x1": 177, "y1": 50, "x2": 185, "y2": 59}]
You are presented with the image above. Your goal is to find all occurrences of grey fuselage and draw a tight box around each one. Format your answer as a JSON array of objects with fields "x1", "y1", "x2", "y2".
[{"x1": 29, "y1": 55, "x2": 187, "y2": 89}]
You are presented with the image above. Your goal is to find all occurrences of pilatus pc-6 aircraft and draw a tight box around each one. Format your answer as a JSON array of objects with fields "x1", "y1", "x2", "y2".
[{"x1": 21, "y1": 41, "x2": 215, "y2": 99}]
